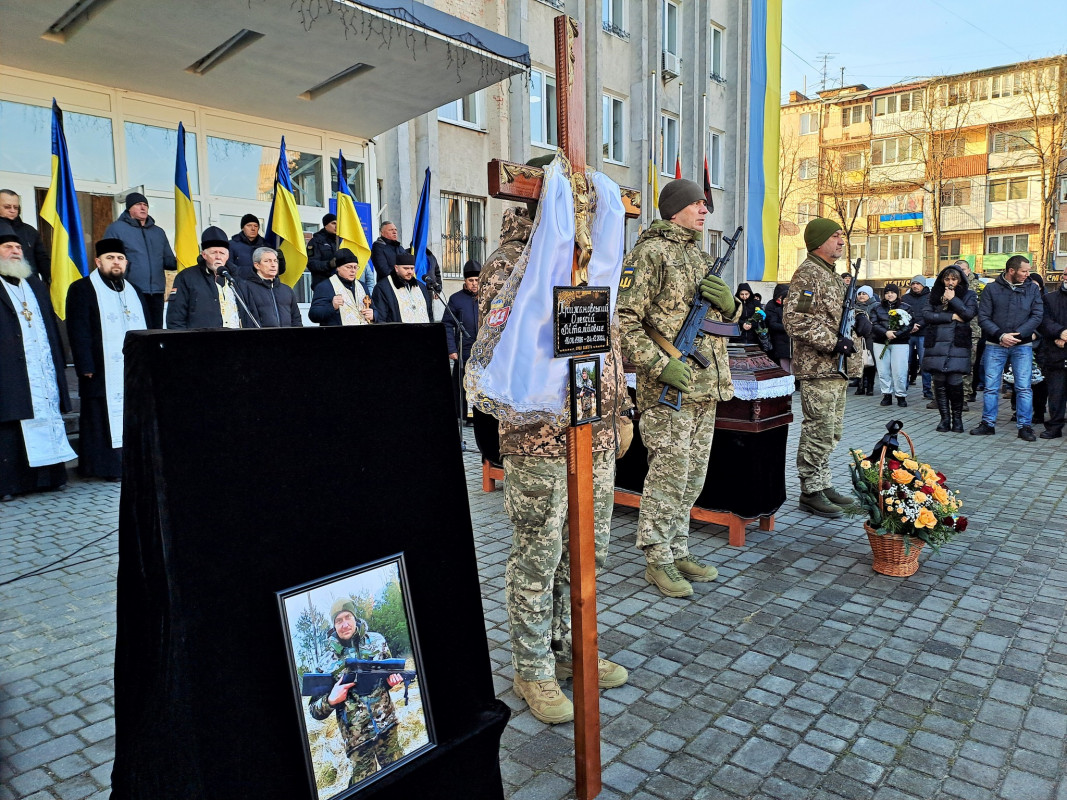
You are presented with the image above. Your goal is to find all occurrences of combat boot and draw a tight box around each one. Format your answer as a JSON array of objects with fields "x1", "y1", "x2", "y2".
[
  {"x1": 823, "y1": 486, "x2": 854, "y2": 506},
  {"x1": 644, "y1": 563, "x2": 694, "y2": 597},
  {"x1": 799, "y1": 490, "x2": 843, "y2": 518},
  {"x1": 675, "y1": 556, "x2": 718, "y2": 582},
  {"x1": 513, "y1": 676, "x2": 574, "y2": 724},
  {"x1": 556, "y1": 658, "x2": 629, "y2": 689}
]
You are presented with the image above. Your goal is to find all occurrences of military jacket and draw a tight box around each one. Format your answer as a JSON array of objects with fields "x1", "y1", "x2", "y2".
[
  {"x1": 308, "y1": 630, "x2": 398, "y2": 756},
  {"x1": 782, "y1": 253, "x2": 862, "y2": 380},
  {"x1": 477, "y1": 207, "x2": 630, "y2": 458},
  {"x1": 616, "y1": 220, "x2": 739, "y2": 412}
]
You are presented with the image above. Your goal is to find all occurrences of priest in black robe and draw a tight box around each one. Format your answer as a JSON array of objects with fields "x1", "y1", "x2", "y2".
[
  {"x1": 0, "y1": 233, "x2": 72, "y2": 501},
  {"x1": 66, "y1": 238, "x2": 149, "y2": 480}
]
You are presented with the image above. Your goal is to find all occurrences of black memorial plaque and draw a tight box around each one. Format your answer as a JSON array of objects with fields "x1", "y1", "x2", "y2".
[{"x1": 553, "y1": 286, "x2": 610, "y2": 357}]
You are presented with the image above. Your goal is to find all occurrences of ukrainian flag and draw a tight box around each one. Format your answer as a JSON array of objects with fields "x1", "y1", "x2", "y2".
[
  {"x1": 265, "y1": 137, "x2": 308, "y2": 289},
  {"x1": 410, "y1": 167, "x2": 431, "y2": 282},
  {"x1": 39, "y1": 100, "x2": 88, "y2": 319},
  {"x1": 649, "y1": 142, "x2": 659, "y2": 210},
  {"x1": 174, "y1": 121, "x2": 199, "y2": 271},
  {"x1": 336, "y1": 150, "x2": 370, "y2": 280}
]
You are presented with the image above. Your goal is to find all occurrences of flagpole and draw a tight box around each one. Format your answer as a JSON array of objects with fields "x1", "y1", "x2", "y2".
[
  {"x1": 702, "y1": 92, "x2": 708, "y2": 249},
  {"x1": 651, "y1": 70, "x2": 657, "y2": 228},
  {"x1": 677, "y1": 81, "x2": 683, "y2": 179}
]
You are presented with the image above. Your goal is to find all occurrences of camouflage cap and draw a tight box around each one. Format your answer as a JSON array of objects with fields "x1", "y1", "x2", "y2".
[{"x1": 330, "y1": 598, "x2": 358, "y2": 623}]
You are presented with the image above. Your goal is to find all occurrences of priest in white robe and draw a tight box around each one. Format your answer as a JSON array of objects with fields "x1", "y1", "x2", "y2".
[
  {"x1": 66, "y1": 238, "x2": 149, "y2": 480},
  {"x1": 0, "y1": 232, "x2": 74, "y2": 501},
  {"x1": 371, "y1": 252, "x2": 434, "y2": 324}
]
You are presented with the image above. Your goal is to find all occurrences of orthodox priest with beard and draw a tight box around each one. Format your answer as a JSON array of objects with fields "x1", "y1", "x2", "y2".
[
  {"x1": 0, "y1": 232, "x2": 74, "y2": 501},
  {"x1": 65, "y1": 239, "x2": 149, "y2": 480}
]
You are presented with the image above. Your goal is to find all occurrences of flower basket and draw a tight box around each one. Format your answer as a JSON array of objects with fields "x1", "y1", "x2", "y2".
[{"x1": 847, "y1": 423, "x2": 967, "y2": 577}]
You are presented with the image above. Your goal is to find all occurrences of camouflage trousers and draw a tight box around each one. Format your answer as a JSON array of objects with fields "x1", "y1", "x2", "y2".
[
  {"x1": 962, "y1": 335, "x2": 980, "y2": 396},
  {"x1": 796, "y1": 377, "x2": 847, "y2": 494},
  {"x1": 635, "y1": 401, "x2": 717, "y2": 566},
  {"x1": 347, "y1": 725, "x2": 402, "y2": 786},
  {"x1": 503, "y1": 450, "x2": 615, "y2": 681}
]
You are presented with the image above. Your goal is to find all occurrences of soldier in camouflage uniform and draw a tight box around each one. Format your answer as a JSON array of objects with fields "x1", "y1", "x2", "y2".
[
  {"x1": 308, "y1": 600, "x2": 403, "y2": 785},
  {"x1": 479, "y1": 181, "x2": 633, "y2": 725},
  {"x1": 617, "y1": 179, "x2": 740, "y2": 599},
  {"x1": 783, "y1": 218, "x2": 867, "y2": 518}
]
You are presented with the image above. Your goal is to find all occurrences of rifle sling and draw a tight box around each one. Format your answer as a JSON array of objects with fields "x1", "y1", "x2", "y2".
[{"x1": 642, "y1": 322, "x2": 683, "y2": 360}]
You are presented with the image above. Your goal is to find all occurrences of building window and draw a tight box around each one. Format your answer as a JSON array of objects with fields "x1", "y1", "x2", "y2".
[
  {"x1": 987, "y1": 177, "x2": 1029, "y2": 203},
  {"x1": 0, "y1": 100, "x2": 115, "y2": 183},
  {"x1": 869, "y1": 233, "x2": 921, "y2": 261},
  {"x1": 125, "y1": 122, "x2": 199, "y2": 194},
  {"x1": 988, "y1": 234, "x2": 1029, "y2": 254},
  {"x1": 938, "y1": 238, "x2": 961, "y2": 261},
  {"x1": 710, "y1": 26, "x2": 724, "y2": 80},
  {"x1": 709, "y1": 132, "x2": 722, "y2": 187},
  {"x1": 849, "y1": 240, "x2": 867, "y2": 261},
  {"x1": 940, "y1": 182, "x2": 971, "y2": 207},
  {"x1": 797, "y1": 201, "x2": 818, "y2": 223},
  {"x1": 873, "y1": 91, "x2": 922, "y2": 117},
  {"x1": 870, "y1": 136, "x2": 916, "y2": 165},
  {"x1": 602, "y1": 0, "x2": 627, "y2": 37},
  {"x1": 991, "y1": 129, "x2": 1035, "y2": 153},
  {"x1": 842, "y1": 151, "x2": 864, "y2": 172},
  {"x1": 530, "y1": 70, "x2": 558, "y2": 148},
  {"x1": 440, "y1": 192, "x2": 486, "y2": 277},
  {"x1": 798, "y1": 157, "x2": 818, "y2": 180},
  {"x1": 1058, "y1": 231, "x2": 1067, "y2": 255},
  {"x1": 602, "y1": 95, "x2": 625, "y2": 163},
  {"x1": 660, "y1": 114, "x2": 679, "y2": 177},
  {"x1": 663, "y1": 0, "x2": 679, "y2": 56},
  {"x1": 841, "y1": 198, "x2": 864, "y2": 221},
  {"x1": 799, "y1": 112, "x2": 819, "y2": 135},
  {"x1": 1060, "y1": 176, "x2": 1067, "y2": 203},
  {"x1": 207, "y1": 137, "x2": 322, "y2": 206},
  {"x1": 329, "y1": 157, "x2": 367, "y2": 203},
  {"x1": 936, "y1": 136, "x2": 966, "y2": 159},
  {"x1": 438, "y1": 93, "x2": 481, "y2": 128},
  {"x1": 841, "y1": 105, "x2": 865, "y2": 127}
]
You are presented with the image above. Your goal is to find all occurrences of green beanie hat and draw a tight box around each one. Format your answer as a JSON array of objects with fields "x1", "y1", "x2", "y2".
[
  {"x1": 804, "y1": 217, "x2": 841, "y2": 251},
  {"x1": 330, "y1": 598, "x2": 358, "y2": 623},
  {"x1": 659, "y1": 179, "x2": 705, "y2": 221}
]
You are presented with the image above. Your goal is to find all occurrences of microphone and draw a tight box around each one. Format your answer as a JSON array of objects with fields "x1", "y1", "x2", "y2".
[
  {"x1": 424, "y1": 277, "x2": 441, "y2": 294},
  {"x1": 218, "y1": 266, "x2": 236, "y2": 285}
]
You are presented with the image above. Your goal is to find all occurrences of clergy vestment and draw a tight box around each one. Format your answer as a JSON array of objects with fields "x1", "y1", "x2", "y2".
[
  {"x1": 66, "y1": 271, "x2": 149, "y2": 478},
  {"x1": 370, "y1": 273, "x2": 434, "y2": 324},
  {"x1": 0, "y1": 273, "x2": 73, "y2": 497}
]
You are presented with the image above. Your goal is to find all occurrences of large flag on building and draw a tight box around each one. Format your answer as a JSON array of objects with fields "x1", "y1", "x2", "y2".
[
  {"x1": 39, "y1": 99, "x2": 88, "y2": 320},
  {"x1": 648, "y1": 142, "x2": 659, "y2": 210},
  {"x1": 744, "y1": 0, "x2": 783, "y2": 281},
  {"x1": 265, "y1": 137, "x2": 308, "y2": 289},
  {"x1": 409, "y1": 167, "x2": 431, "y2": 282},
  {"x1": 174, "y1": 121, "x2": 199, "y2": 271},
  {"x1": 336, "y1": 150, "x2": 370, "y2": 280}
]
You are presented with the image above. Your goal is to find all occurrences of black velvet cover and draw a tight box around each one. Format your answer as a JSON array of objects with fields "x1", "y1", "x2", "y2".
[
  {"x1": 111, "y1": 325, "x2": 508, "y2": 800},
  {"x1": 615, "y1": 411, "x2": 788, "y2": 520}
]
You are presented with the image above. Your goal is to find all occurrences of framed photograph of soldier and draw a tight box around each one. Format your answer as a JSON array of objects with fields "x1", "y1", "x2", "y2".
[
  {"x1": 278, "y1": 554, "x2": 433, "y2": 800},
  {"x1": 570, "y1": 356, "x2": 602, "y2": 425},
  {"x1": 553, "y1": 286, "x2": 611, "y2": 356}
]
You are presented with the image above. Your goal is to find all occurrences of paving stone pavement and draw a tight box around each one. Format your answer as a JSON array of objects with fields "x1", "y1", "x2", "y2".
[{"x1": 4, "y1": 384, "x2": 1067, "y2": 800}]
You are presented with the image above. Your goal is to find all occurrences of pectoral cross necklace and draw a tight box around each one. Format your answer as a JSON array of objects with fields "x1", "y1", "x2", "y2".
[{"x1": 8, "y1": 280, "x2": 33, "y2": 326}]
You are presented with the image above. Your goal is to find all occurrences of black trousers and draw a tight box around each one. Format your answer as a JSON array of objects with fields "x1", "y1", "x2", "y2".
[
  {"x1": 145, "y1": 293, "x2": 165, "y2": 329},
  {"x1": 1046, "y1": 369, "x2": 1066, "y2": 434},
  {"x1": 451, "y1": 358, "x2": 468, "y2": 422}
]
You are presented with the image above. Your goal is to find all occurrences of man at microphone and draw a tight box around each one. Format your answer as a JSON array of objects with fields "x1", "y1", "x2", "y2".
[{"x1": 167, "y1": 226, "x2": 244, "y2": 329}]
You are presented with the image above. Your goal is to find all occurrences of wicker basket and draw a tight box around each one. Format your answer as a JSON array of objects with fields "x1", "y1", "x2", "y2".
[{"x1": 864, "y1": 523, "x2": 924, "y2": 576}]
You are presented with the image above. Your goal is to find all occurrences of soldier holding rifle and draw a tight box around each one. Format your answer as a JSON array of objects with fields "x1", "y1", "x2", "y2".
[
  {"x1": 783, "y1": 218, "x2": 870, "y2": 518},
  {"x1": 618, "y1": 179, "x2": 741, "y2": 599}
]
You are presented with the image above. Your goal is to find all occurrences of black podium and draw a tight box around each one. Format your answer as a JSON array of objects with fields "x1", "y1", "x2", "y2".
[{"x1": 111, "y1": 325, "x2": 508, "y2": 800}]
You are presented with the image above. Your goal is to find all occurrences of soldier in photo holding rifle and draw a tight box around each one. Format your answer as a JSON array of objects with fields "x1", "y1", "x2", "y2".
[
  {"x1": 784, "y1": 218, "x2": 870, "y2": 519},
  {"x1": 618, "y1": 179, "x2": 741, "y2": 599}
]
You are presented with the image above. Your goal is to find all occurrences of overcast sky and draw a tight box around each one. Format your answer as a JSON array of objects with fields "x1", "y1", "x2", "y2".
[{"x1": 781, "y1": 0, "x2": 1067, "y2": 102}]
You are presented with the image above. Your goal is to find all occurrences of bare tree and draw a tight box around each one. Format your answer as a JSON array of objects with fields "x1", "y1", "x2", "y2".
[
  {"x1": 819, "y1": 143, "x2": 872, "y2": 264},
  {"x1": 778, "y1": 128, "x2": 804, "y2": 226}
]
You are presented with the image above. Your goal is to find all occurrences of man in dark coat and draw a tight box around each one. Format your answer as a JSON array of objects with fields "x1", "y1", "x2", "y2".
[
  {"x1": 308, "y1": 249, "x2": 374, "y2": 327},
  {"x1": 972, "y1": 255, "x2": 1044, "y2": 440},
  {"x1": 371, "y1": 252, "x2": 433, "y2": 323},
  {"x1": 444, "y1": 260, "x2": 481, "y2": 422},
  {"x1": 0, "y1": 189, "x2": 51, "y2": 284},
  {"x1": 0, "y1": 233, "x2": 72, "y2": 500},
  {"x1": 236, "y1": 246, "x2": 302, "y2": 328},
  {"x1": 103, "y1": 192, "x2": 177, "y2": 329},
  {"x1": 905, "y1": 275, "x2": 932, "y2": 398},
  {"x1": 228, "y1": 214, "x2": 285, "y2": 280},
  {"x1": 1038, "y1": 280, "x2": 1067, "y2": 439},
  {"x1": 370, "y1": 220, "x2": 405, "y2": 281},
  {"x1": 166, "y1": 227, "x2": 244, "y2": 330},
  {"x1": 66, "y1": 238, "x2": 150, "y2": 479}
]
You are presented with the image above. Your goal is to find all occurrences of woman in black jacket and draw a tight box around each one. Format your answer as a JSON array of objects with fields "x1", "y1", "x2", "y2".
[
  {"x1": 870, "y1": 284, "x2": 913, "y2": 407},
  {"x1": 730, "y1": 282, "x2": 759, "y2": 344},
  {"x1": 922, "y1": 265, "x2": 978, "y2": 432},
  {"x1": 764, "y1": 283, "x2": 791, "y2": 370}
]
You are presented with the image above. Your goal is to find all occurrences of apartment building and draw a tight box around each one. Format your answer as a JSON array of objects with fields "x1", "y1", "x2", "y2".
[{"x1": 779, "y1": 55, "x2": 1067, "y2": 286}]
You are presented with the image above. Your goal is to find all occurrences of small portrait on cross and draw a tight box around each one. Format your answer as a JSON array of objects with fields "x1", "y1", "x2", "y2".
[{"x1": 570, "y1": 356, "x2": 602, "y2": 425}]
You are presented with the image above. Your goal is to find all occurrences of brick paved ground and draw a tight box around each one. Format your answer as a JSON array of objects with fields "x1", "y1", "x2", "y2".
[{"x1": 4, "y1": 385, "x2": 1067, "y2": 800}]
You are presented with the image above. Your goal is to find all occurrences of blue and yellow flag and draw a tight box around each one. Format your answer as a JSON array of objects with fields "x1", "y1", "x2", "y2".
[
  {"x1": 265, "y1": 137, "x2": 308, "y2": 289},
  {"x1": 648, "y1": 142, "x2": 659, "y2": 211},
  {"x1": 336, "y1": 151, "x2": 370, "y2": 279},
  {"x1": 410, "y1": 167, "x2": 431, "y2": 282},
  {"x1": 174, "y1": 121, "x2": 199, "y2": 271},
  {"x1": 39, "y1": 100, "x2": 88, "y2": 319}
]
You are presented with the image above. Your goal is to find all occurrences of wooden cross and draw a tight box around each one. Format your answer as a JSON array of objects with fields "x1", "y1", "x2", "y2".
[{"x1": 486, "y1": 15, "x2": 641, "y2": 800}]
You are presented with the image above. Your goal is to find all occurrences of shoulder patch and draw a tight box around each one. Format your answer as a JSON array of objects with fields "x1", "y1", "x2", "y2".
[
  {"x1": 306, "y1": 243, "x2": 314, "y2": 256},
  {"x1": 796, "y1": 289, "x2": 814, "y2": 314},
  {"x1": 619, "y1": 263, "x2": 635, "y2": 290},
  {"x1": 487, "y1": 296, "x2": 510, "y2": 327}
]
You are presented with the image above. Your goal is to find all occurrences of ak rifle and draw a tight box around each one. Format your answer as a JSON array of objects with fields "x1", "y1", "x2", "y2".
[
  {"x1": 836, "y1": 257, "x2": 861, "y2": 379},
  {"x1": 657, "y1": 225, "x2": 743, "y2": 410}
]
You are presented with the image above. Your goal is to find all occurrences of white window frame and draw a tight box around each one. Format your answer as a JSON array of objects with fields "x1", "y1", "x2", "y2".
[
  {"x1": 799, "y1": 112, "x2": 819, "y2": 136},
  {"x1": 1057, "y1": 231, "x2": 1067, "y2": 256},
  {"x1": 602, "y1": 0, "x2": 626, "y2": 33},
  {"x1": 530, "y1": 69, "x2": 558, "y2": 148},
  {"x1": 710, "y1": 25, "x2": 724, "y2": 80},
  {"x1": 842, "y1": 151, "x2": 863, "y2": 172},
  {"x1": 841, "y1": 105, "x2": 865, "y2": 127},
  {"x1": 798, "y1": 157, "x2": 818, "y2": 181},
  {"x1": 871, "y1": 136, "x2": 916, "y2": 166},
  {"x1": 708, "y1": 131, "x2": 723, "y2": 188},
  {"x1": 987, "y1": 234, "x2": 1028, "y2": 254},
  {"x1": 987, "y1": 177, "x2": 1029, "y2": 203},
  {"x1": 796, "y1": 201, "x2": 818, "y2": 223},
  {"x1": 662, "y1": 0, "x2": 679, "y2": 56},
  {"x1": 602, "y1": 94, "x2": 625, "y2": 164},
  {"x1": 940, "y1": 181, "x2": 971, "y2": 207},
  {"x1": 437, "y1": 92, "x2": 482, "y2": 130},
  {"x1": 842, "y1": 197, "x2": 864, "y2": 222},
  {"x1": 440, "y1": 191, "x2": 487, "y2": 278},
  {"x1": 660, "y1": 113, "x2": 679, "y2": 177},
  {"x1": 1060, "y1": 176, "x2": 1067, "y2": 203},
  {"x1": 991, "y1": 129, "x2": 1035, "y2": 154}
]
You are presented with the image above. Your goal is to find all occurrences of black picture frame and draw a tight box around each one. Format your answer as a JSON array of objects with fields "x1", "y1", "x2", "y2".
[
  {"x1": 570, "y1": 356, "x2": 602, "y2": 425},
  {"x1": 277, "y1": 553, "x2": 435, "y2": 800}
]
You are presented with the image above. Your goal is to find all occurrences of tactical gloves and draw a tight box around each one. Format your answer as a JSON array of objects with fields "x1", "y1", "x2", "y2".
[
  {"x1": 658, "y1": 358, "x2": 693, "y2": 393},
  {"x1": 853, "y1": 314, "x2": 873, "y2": 338},
  {"x1": 699, "y1": 276, "x2": 736, "y2": 316},
  {"x1": 832, "y1": 337, "x2": 855, "y2": 356}
]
